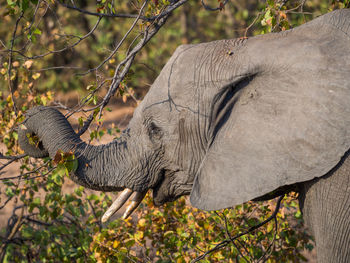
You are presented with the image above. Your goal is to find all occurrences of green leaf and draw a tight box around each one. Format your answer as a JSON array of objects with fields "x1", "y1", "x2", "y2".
[
  {"x1": 78, "y1": 117, "x2": 84, "y2": 127},
  {"x1": 21, "y1": 0, "x2": 29, "y2": 11},
  {"x1": 21, "y1": 226, "x2": 34, "y2": 238},
  {"x1": 87, "y1": 194, "x2": 99, "y2": 201},
  {"x1": 33, "y1": 197, "x2": 41, "y2": 205},
  {"x1": 7, "y1": 0, "x2": 16, "y2": 8},
  {"x1": 12, "y1": 131, "x2": 18, "y2": 140},
  {"x1": 295, "y1": 210, "x2": 302, "y2": 219},
  {"x1": 75, "y1": 186, "x2": 84, "y2": 197},
  {"x1": 56, "y1": 163, "x2": 67, "y2": 178},
  {"x1": 64, "y1": 154, "x2": 78, "y2": 174},
  {"x1": 5, "y1": 187, "x2": 14, "y2": 197},
  {"x1": 33, "y1": 27, "x2": 41, "y2": 35}
]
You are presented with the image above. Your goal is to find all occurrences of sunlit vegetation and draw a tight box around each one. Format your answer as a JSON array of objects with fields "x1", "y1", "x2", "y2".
[{"x1": 1, "y1": 0, "x2": 348, "y2": 261}]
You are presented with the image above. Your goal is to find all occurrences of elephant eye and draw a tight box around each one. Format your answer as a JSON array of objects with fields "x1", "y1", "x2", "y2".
[{"x1": 148, "y1": 122, "x2": 162, "y2": 139}]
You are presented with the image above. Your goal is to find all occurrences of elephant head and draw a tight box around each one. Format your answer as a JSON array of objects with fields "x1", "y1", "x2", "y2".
[{"x1": 19, "y1": 9, "x2": 350, "y2": 223}]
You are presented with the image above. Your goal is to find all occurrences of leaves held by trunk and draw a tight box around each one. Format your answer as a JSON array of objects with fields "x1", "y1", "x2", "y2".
[
  {"x1": 53, "y1": 150, "x2": 78, "y2": 177},
  {"x1": 26, "y1": 132, "x2": 40, "y2": 147}
]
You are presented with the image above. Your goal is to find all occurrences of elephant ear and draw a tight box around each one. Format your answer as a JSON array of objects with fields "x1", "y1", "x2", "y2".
[
  {"x1": 190, "y1": 74, "x2": 350, "y2": 210},
  {"x1": 190, "y1": 24, "x2": 350, "y2": 210}
]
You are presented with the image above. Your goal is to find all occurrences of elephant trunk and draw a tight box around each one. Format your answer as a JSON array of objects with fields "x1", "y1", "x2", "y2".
[{"x1": 18, "y1": 106, "x2": 127, "y2": 192}]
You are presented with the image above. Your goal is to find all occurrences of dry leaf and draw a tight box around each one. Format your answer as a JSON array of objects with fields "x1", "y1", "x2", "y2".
[
  {"x1": 32, "y1": 73, "x2": 41, "y2": 80},
  {"x1": 24, "y1": 60, "x2": 33, "y2": 69},
  {"x1": 12, "y1": 61, "x2": 20, "y2": 67},
  {"x1": 53, "y1": 150, "x2": 63, "y2": 164}
]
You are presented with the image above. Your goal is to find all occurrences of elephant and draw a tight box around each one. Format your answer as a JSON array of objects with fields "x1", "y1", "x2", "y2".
[{"x1": 18, "y1": 9, "x2": 350, "y2": 263}]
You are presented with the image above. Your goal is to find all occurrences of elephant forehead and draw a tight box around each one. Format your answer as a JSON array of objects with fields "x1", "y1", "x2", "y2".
[{"x1": 139, "y1": 43, "x2": 250, "y2": 119}]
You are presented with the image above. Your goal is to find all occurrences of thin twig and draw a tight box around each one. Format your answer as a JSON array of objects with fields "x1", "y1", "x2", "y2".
[
  {"x1": 56, "y1": 0, "x2": 189, "y2": 22},
  {"x1": 8, "y1": 12, "x2": 24, "y2": 115},
  {"x1": 0, "y1": 206, "x2": 24, "y2": 261},
  {"x1": 76, "y1": 0, "x2": 189, "y2": 136},
  {"x1": 30, "y1": 66, "x2": 84, "y2": 72},
  {"x1": 0, "y1": 196, "x2": 14, "y2": 210},
  {"x1": 257, "y1": 216, "x2": 278, "y2": 262},
  {"x1": 55, "y1": 0, "x2": 150, "y2": 20},
  {"x1": 0, "y1": 153, "x2": 26, "y2": 160},
  {"x1": 81, "y1": 0, "x2": 149, "y2": 75},
  {"x1": 26, "y1": 16, "x2": 103, "y2": 60},
  {"x1": 201, "y1": 0, "x2": 229, "y2": 11},
  {"x1": 0, "y1": 160, "x2": 52, "y2": 181},
  {"x1": 87, "y1": 197, "x2": 102, "y2": 231},
  {"x1": 244, "y1": 12, "x2": 263, "y2": 37},
  {"x1": 192, "y1": 195, "x2": 284, "y2": 262},
  {"x1": 0, "y1": 154, "x2": 26, "y2": 172},
  {"x1": 218, "y1": 211, "x2": 250, "y2": 263}
]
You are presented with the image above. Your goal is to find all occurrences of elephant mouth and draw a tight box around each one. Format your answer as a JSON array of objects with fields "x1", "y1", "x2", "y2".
[
  {"x1": 101, "y1": 170, "x2": 193, "y2": 222},
  {"x1": 101, "y1": 170, "x2": 167, "y2": 223},
  {"x1": 152, "y1": 182, "x2": 178, "y2": 206},
  {"x1": 152, "y1": 169, "x2": 193, "y2": 206}
]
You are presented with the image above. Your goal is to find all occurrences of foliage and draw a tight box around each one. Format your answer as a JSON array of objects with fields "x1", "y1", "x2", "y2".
[
  {"x1": 0, "y1": 0, "x2": 346, "y2": 261},
  {"x1": 91, "y1": 194, "x2": 313, "y2": 263}
]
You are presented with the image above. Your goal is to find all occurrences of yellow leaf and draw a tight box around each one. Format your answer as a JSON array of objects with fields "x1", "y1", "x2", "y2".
[
  {"x1": 10, "y1": 72, "x2": 16, "y2": 80},
  {"x1": 122, "y1": 95, "x2": 127, "y2": 103},
  {"x1": 46, "y1": 91, "x2": 53, "y2": 100},
  {"x1": 135, "y1": 230, "x2": 144, "y2": 240},
  {"x1": 164, "y1": 230, "x2": 174, "y2": 237},
  {"x1": 112, "y1": 240, "x2": 120, "y2": 248},
  {"x1": 41, "y1": 95, "x2": 47, "y2": 105},
  {"x1": 138, "y1": 218, "x2": 146, "y2": 227},
  {"x1": 12, "y1": 61, "x2": 20, "y2": 67},
  {"x1": 32, "y1": 73, "x2": 41, "y2": 80}
]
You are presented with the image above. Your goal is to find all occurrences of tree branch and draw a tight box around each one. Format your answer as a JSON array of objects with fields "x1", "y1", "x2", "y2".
[
  {"x1": 192, "y1": 195, "x2": 284, "y2": 262},
  {"x1": 201, "y1": 0, "x2": 229, "y2": 11},
  {"x1": 7, "y1": 11, "x2": 24, "y2": 115},
  {"x1": 55, "y1": 0, "x2": 150, "y2": 21}
]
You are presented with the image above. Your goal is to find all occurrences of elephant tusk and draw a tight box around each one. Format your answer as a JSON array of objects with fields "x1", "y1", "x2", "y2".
[
  {"x1": 101, "y1": 188, "x2": 133, "y2": 223},
  {"x1": 122, "y1": 191, "x2": 147, "y2": 220}
]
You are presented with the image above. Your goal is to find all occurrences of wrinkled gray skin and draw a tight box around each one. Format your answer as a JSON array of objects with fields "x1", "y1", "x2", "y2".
[{"x1": 19, "y1": 10, "x2": 350, "y2": 263}]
